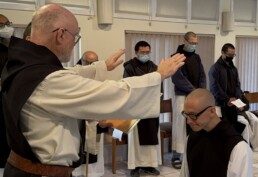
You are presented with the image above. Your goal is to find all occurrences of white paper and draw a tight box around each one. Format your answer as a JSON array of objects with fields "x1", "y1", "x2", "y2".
[
  {"x1": 231, "y1": 99, "x2": 246, "y2": 108},
  {"x1": 112, "y1": 128, "x2": 123, "y2": 141}
]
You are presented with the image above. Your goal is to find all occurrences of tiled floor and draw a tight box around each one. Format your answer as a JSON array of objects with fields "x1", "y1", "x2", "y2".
[
  {"x1": 1, "y1": 152, "x2": 258, "y2": 177},
  {"x1": 103, "y1": 152, "x2": 180, "y2": 177},
  {"x1": 103, "y1": 151, "x2": 258, "y2": 177}
]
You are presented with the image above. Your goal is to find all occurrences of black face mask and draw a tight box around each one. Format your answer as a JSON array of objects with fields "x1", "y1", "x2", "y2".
[{"x1": 225, "y1": 56, "x2": 234, "y2": 62}]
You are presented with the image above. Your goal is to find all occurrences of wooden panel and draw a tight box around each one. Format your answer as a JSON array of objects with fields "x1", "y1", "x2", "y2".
[{"x1": 245, "y1": 92, "x2": 258, "y2": 103}]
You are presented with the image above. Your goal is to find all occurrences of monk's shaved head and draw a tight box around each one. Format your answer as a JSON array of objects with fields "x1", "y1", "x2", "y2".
[
  {"x1": 185, "y1": 88, "x2": 215, "y2": 110},
  {"x1": 30, "y1": 4, "x2": 79, "y2": 63},
  {"x1": 0, "y1": 14, "x2": 8, "y2": 23},
  {"x1": 81, "y1": 51, "x2": 98, "y2": 65}
]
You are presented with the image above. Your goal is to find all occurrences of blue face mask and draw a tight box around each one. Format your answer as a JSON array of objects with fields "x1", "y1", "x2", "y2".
[
  {"x1": 138, "y1": 54, "x2": 150, "y2": 63},
  {"x1": 186, "y1": 44, "x2": 196, "y2": 53}
]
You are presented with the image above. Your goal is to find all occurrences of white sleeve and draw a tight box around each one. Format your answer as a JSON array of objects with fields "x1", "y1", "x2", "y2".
[
  {"x1": 180, "y1": 136, "x2": 189, "y2": 177},
  {"x1": 29, "y1": 69, "x2": 162, "y2": 120},
  {"x1": 68, "y1": 61, "x2": 108, "y2": 81},
  {"x1": 227, "y1": 141, "x2": 253, "y2": 177}
]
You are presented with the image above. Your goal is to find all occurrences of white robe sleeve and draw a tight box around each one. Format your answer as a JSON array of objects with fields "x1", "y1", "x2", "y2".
[
  {"x1": 28, "y1": 62, "x2": 162, "y2": 120},
  {"x1": 68, "y1": 61, "x2": 108, "y2": 81},
  {"x1": 227, "y1": 141, "x2": 253, "y2": 177}
]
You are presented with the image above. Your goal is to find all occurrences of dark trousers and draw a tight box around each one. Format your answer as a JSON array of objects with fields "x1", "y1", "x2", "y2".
[
  {"x1": 220, "y1": 106, "x2": 245, "y2": 134},
  {"x1": 0, "y1": 94, "x2": 10, "y2": 167},
  {"x1": 4, "y1": 163, "x2": 41, "y2": 177}
]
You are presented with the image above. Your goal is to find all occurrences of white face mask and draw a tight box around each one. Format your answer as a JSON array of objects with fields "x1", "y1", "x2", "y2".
[{"x1": 0, "y1": 26, "x2": 14, "y2": 39}]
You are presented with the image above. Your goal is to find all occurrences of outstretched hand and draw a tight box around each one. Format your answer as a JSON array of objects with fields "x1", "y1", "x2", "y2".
[
  {"x1": 105, "y1": 49, "x2": 125, "y2": 71},
  {"x1": 157, "y1": 53, "x2": 186, "y2": 80}
]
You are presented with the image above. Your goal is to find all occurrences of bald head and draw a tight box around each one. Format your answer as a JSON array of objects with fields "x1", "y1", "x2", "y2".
[
  {"x1": 0, "y1": 14, "x2": 9, "y2": 24},
  {"x1": 81, "y1": 51, "x2": 98, "y2": 65},
  {"x1": 184, "y1": 89, "x2": 220, "y2": 132},
  {"x1": 185, "y1": 88, "x2": 215, "y2": 109},
  {"x1": 31, "y1": 4, "x2": 78, "y2": 41},
  {"x1": 30, "y1": 4, "x2": 80, "y2": 63}
]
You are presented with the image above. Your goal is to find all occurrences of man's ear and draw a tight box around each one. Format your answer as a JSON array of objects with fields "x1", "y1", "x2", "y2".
[
  {"x1": 55, "y1": 28, "x2": 65, "y2": 44},
  {"x1": 210, "y1": 107, "x2": 217, "y2": 114},
  {"x1": 25, "y1": 36, "x2": 31, "y2": 41}
]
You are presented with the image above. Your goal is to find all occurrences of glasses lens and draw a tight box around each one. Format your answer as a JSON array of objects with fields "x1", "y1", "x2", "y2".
[
  {"x1": 188, "y1": 115, "x2": 197, "y2": 120},
  {"x1": 0, "y1": 22, "x2": 12, "y2": 29},
  {"x1": 75, "y1": 34, "x2": 81, "y2": 44},
  {"x1": 6, "y1": 22, "x2": 13, "y2": 27},
  {"x1": 182, "y1": 111, "x2": 197, "y2": 120}
]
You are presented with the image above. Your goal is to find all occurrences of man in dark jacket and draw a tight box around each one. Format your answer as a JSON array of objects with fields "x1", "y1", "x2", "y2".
[
  {"x1": 171, "y1": 31, "x2": 206, "y2": 169},
  {"x1": 124, "y1": 41, "x2": 161, "y2": 177},
  {"x1": 209, "y1": 43, "x2": 246, "y2": 134}
]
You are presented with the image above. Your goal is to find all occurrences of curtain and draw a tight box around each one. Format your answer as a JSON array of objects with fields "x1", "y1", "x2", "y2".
[
  {"x1": 236, "y1": 37, "x2": 258, "y2": 110},
  {"x1": 125, "y1": 31, "x2": 215, "y2": 122}
]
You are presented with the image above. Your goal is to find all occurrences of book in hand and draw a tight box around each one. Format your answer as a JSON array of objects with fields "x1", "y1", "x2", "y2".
[
  {"x1": 105, "y1": 119, "x2": 140, "y2": 134},
  {"x1": 231, "y1": 99, "x2": 246, "y2": 108}
]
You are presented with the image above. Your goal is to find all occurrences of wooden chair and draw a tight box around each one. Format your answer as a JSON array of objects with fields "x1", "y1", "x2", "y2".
[
  {"x1": 106, "y1": 98, "x2": 173, "y2": 173},
  {"x1": 244, "y1": 91, "x2": 258, "y2": 116},
  {"x1": 159, "y1": 98, "x2": 173, "y2": 164},
  {"x1": 110, "y1": 133, "x2": 127, "y2": 174}
]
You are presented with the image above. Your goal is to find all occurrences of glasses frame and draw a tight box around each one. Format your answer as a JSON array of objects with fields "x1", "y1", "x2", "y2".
[
  {"x1": 52, "y1": 27, "x2": 81, "y2": 44},
  {"x1": 0, "y1": 21, "x2": 13, "y2": 29},
  {"x1": 186, "y1": 40, "x2": 198, "y2": 45},
  {"x1": 225, "y1": 53, "x2": 236, "y2": 58},
  {"x1": 181, "y1": 106, "x2": 213, "y2": 121}
]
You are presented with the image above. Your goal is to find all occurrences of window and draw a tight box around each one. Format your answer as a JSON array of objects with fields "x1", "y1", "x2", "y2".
[
  {"x1": 114, "y1": 0, "x2": 221, "y2": 24},
  {"x1": 235, "y1": 36, "x2": 258, "y2": 110},
  {"x1": 0, "y1": 0, "x2": 94, "y2": 15},
  {"x1": 0, "y1": 0, "x2": 35, "y2": 11},
  {"x1": 114, "y1": 0, "x2": 149, "y2": 15},
  {"x1": 155, "y1": 0, "x2": 186, "y2": 19},
  {"x1": 191, "y1": 0, "x2": 219, "y2": 21},
  {"x1": 234, "y1": 0, "x2": 257, "y2": 24},
  {"x1": 46, "y1": 0, "x2": 90, "y2": 7},
  {"x1": 114, "y1": 0, "x2": 151, "y2": 20},
  {"x1": 45, "y1": 0, "x2": 93, "y2": 15}
]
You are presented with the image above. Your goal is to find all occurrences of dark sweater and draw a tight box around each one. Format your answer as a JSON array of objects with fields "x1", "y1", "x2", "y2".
[
  {"x1": 171, "y1": 44, "x2": 206, "y2": 95},
  {"x1": 187, "y1": 120, "x2": 244, "y2": 177},
  {"x1": 123, "y1": 58, "x2": 159, "y2": 145},
  {"x1": 0, "y1": 43, "x2": 9, "y2": 167}
]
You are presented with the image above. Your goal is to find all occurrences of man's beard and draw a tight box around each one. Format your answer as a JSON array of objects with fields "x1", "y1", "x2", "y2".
[{"x1": 58, "y1": 46, "x2": 72, "y2": 63}]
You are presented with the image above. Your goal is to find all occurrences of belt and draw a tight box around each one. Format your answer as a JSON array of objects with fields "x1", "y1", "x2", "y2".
[{"x1": 7, "y1": 151, "x2": 74, "y2": 177}]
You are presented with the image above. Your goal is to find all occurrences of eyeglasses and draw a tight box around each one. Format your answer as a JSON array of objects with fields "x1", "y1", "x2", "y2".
[
  {"x1": 181, "y1": 106, "x2": 213, "y2": 120},
  {"x1": 225, "y1": 53, "x2": 236, "y2": 58},
  {"x1": 52, "y1": 27, "x2": 81, "y2": 44},
  {"x1": 0, "y1": 21, "x2": 13, "y2": 29},
  {"x1": 186, "y1": 40, "x2": 198, "y2": 45},
  {"x1": 138, "y1": 51, "x2": 151, "y2": 55}
]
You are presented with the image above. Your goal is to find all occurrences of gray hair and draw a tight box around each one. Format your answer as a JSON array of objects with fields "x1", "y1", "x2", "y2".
[{"x1": 184, "y1": 31, "x2": 197, "y2": 41}]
